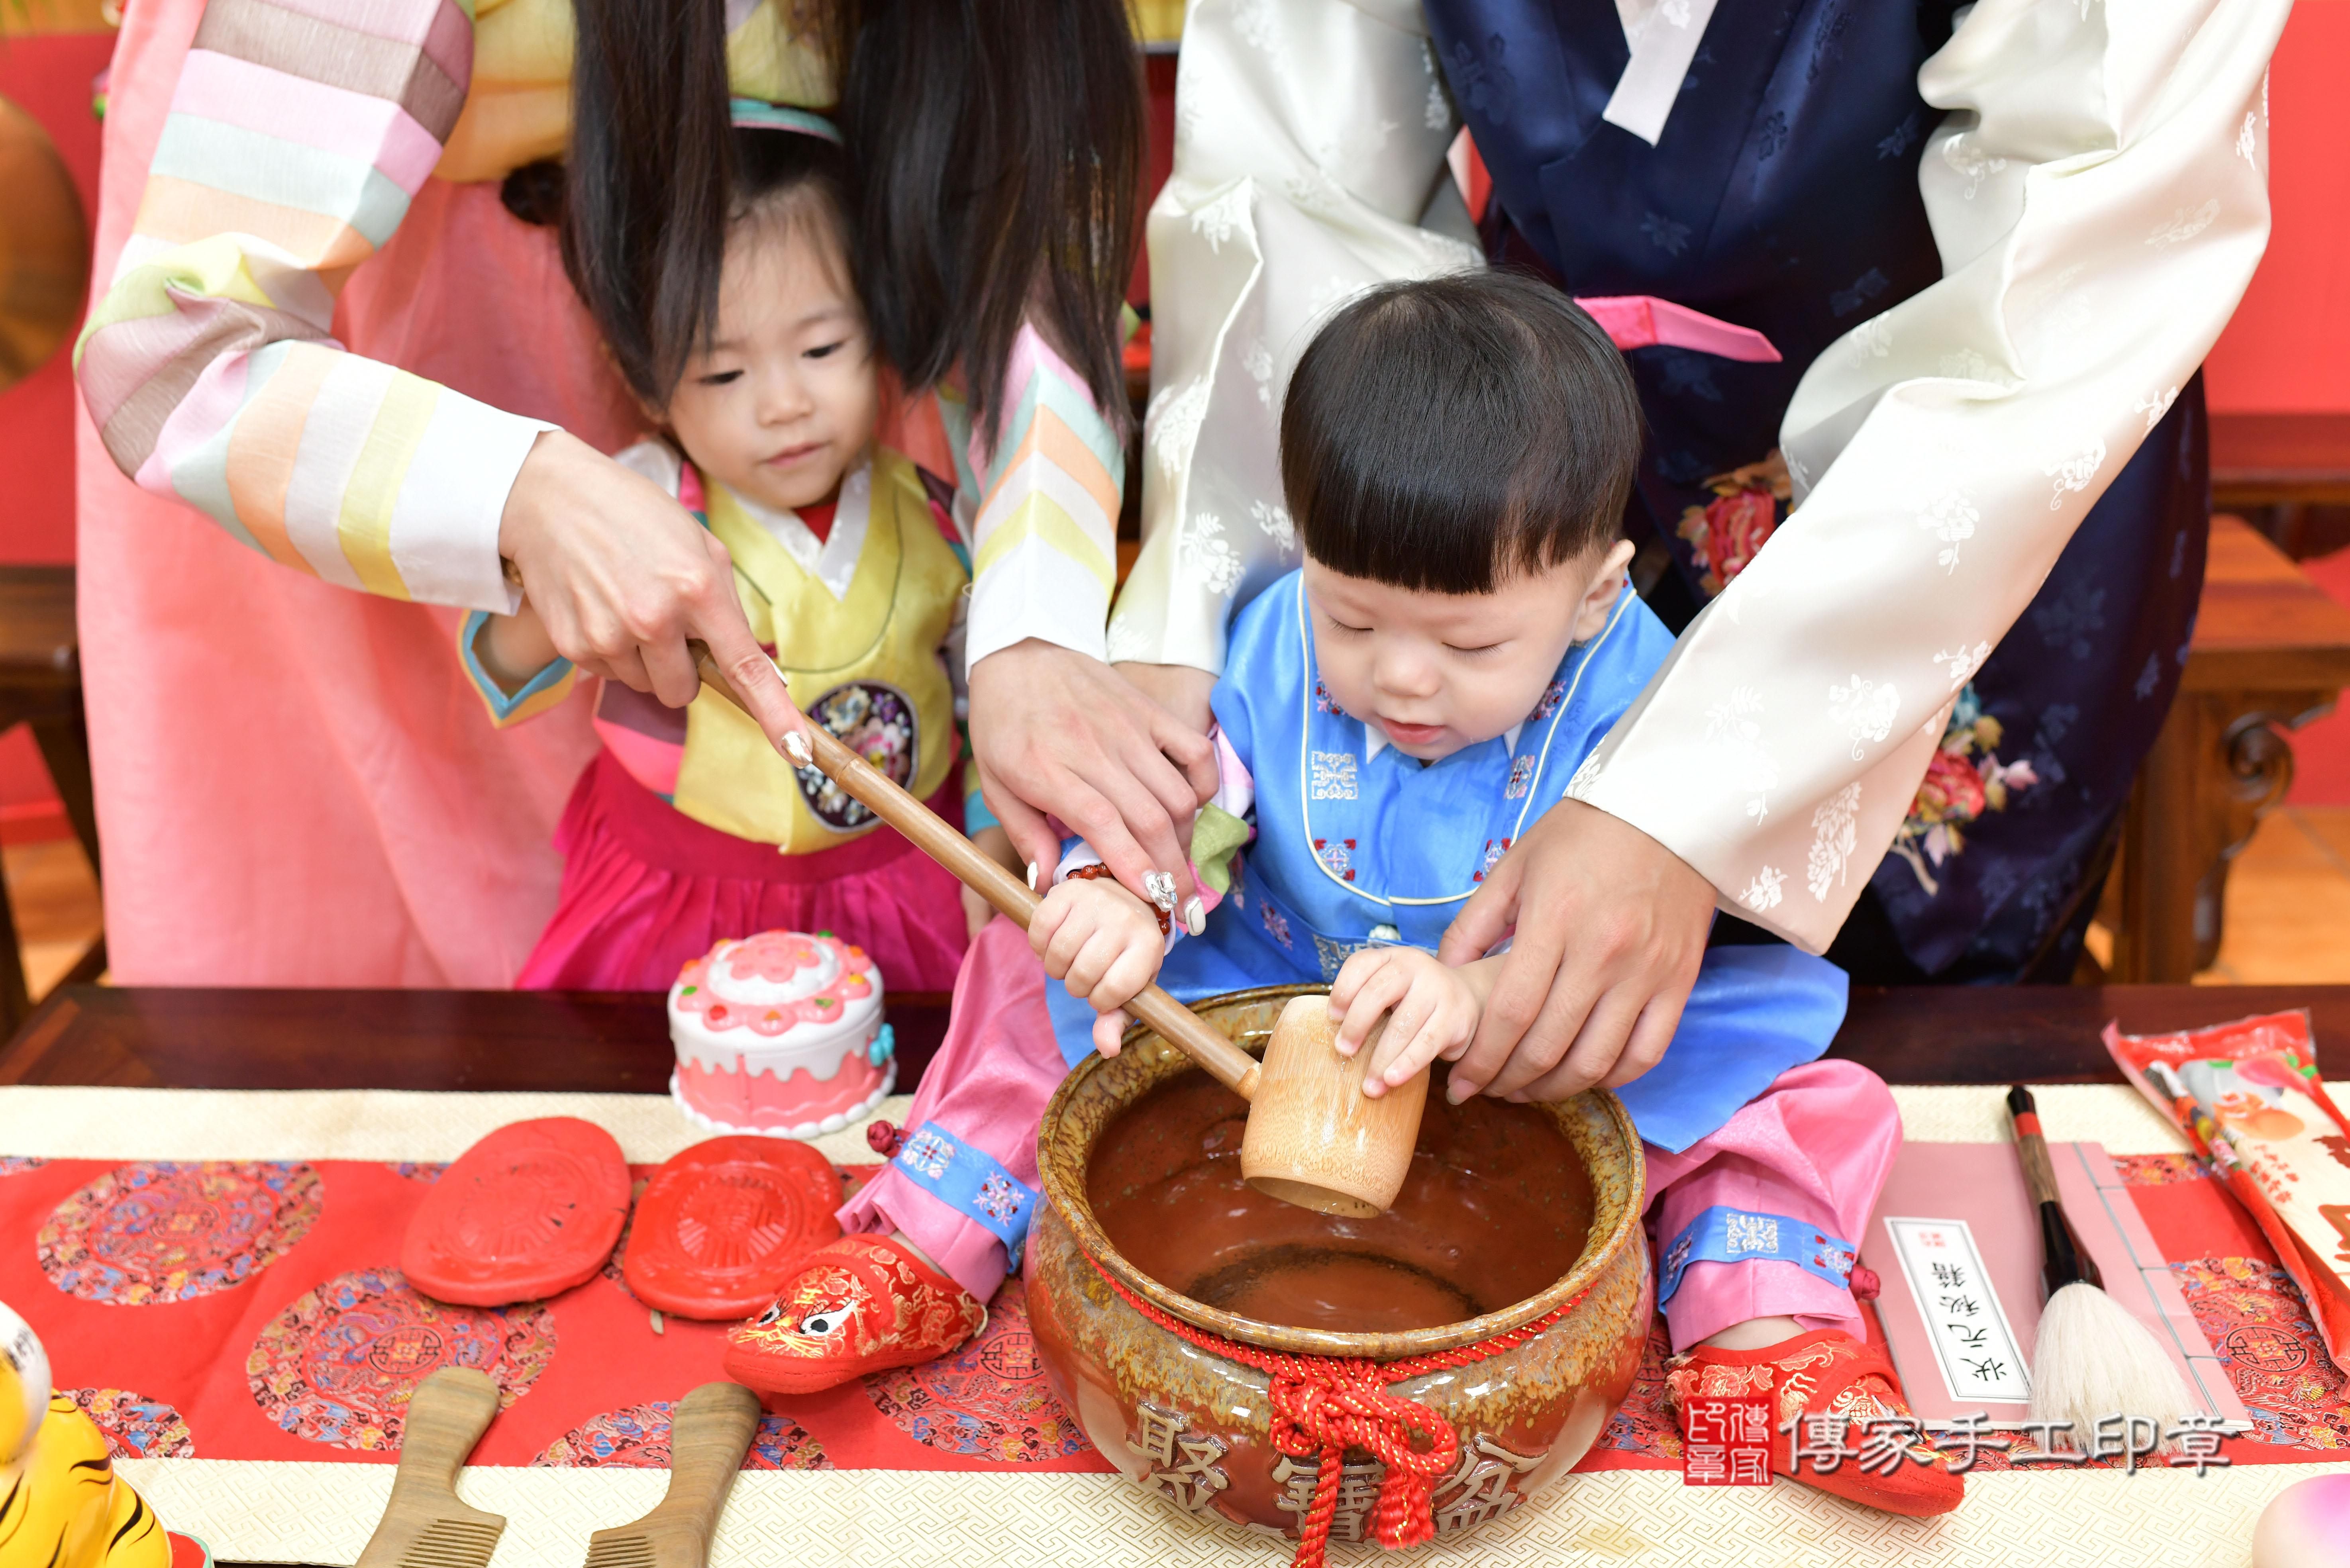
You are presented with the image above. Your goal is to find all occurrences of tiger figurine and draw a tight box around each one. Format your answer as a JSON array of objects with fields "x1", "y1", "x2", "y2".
[{"x1": 0, "y1": 1301, "x2": 198, "y2": 1568}]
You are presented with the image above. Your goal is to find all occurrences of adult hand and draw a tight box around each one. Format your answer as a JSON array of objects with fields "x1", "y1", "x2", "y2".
[
  {"x1": 1436, "y1": 798, "x2": 1714, "y2": 1105},
  {"x1": 1113, "y1": 660, "x2": 1217, "y2": 736},
  {"x1": 969, "y1": 640, "x2": 1218, "y2": 911},
  {"x1": 499, "y1": 430, "x2": 807, "y2": 752}
]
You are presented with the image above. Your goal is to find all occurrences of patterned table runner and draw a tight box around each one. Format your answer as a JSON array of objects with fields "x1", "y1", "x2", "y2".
[{"x1": 0, "y1": 1083, "x2": 2340, "y2": 1567}]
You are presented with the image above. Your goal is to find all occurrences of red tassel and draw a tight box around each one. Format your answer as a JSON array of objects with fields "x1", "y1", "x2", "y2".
[
  {"x1": 1088, "y1": 1257, "x2": 1585, "y2": 1567},
  {"x1": 1291, "y1": 1443, "x2": 1342, "y2": 1568},
  {"x1": 1373, "y1": 1468, "x2": 1439, "y2": 1549}
]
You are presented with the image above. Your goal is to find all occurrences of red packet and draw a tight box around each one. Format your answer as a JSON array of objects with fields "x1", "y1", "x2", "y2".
[{"x1": 2105, "y1": 1012, "x2": 2350, "y2": 1373}]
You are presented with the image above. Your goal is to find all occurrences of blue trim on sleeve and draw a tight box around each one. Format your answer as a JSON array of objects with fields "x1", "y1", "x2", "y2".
[
  {"x1": 963, "y1": 786, "x2": 1000, "y2": 837},
  {"x1": 1657, "y1": 1205, "x2": 1860, "y2": 1306},
  {"x1": 459, "y1": 610, "x2": 573, "y2": 722},
  {"x1": 893, "y1": 1122, "x2": 1040, "y2": 1268}
]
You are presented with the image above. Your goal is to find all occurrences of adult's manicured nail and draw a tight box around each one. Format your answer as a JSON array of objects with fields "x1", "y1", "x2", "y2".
[
  {"x1": 1026, "y1": 861, "x2": 1041, "y2": 890},
  {"x1": 781, "y1": 730, "x2": 813, "y2": 766},
  {"x1": 1143, "y1": 870, "x2": 1177, "y2": 912},
  {"x1": 1182, "y1": 897, "x2": 1205, "y2": 935}
]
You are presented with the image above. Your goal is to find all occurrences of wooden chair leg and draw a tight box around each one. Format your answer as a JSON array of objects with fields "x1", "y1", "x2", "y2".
[
  {"x1": 28, "y1": 706, "x2": 99, "y2": 885},
  {"x1": 0, "y1": 852, "x2": 33, "y2": 1037}
]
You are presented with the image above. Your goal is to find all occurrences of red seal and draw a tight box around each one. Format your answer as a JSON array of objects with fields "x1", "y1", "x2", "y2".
[
  {"x1": 401, "y1": 1119, "x2": 630, "y2": 1307},
  {"x1": 622, "y1": 1137, "x2": 843, "y2": 1319}
]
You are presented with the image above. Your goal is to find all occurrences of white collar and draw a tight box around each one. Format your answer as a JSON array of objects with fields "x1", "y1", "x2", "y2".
[
  {"x1": 731, "y1": 458, "x2": 874, "y2": 604},
  {"x1": 1602, "y1": 0, "x2": 1720, "y2": 146}
]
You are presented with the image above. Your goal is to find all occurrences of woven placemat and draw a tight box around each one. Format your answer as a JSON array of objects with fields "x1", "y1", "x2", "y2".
[{"x1": 115, "y1": 1454, "x2": 2341, "y2": 1568}]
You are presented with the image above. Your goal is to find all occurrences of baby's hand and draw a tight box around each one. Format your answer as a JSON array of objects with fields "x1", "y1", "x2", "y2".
[
  {"x1": 1029, "y1": 873, "x2": 1165, "y2": 1057},
  {"x1": 1327, "y1": 947, "x2": 1493, "y2": 1099}
]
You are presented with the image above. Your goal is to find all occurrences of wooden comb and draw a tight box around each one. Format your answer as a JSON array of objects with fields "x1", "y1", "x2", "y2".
[
  {"x1": 354, "y1": 1367, "x2": 505, "y2": 1568},
  {"x1": 582, "y1": 1382, "x2": 761, "y2": 1568}
]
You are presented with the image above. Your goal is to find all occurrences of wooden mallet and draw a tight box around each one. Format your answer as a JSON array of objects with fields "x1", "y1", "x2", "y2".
[{"x1": 688, "y1": 645, "x2": 1428, "y2": 1216}]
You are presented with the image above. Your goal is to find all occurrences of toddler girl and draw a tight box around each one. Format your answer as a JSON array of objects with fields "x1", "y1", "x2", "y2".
[
  {"x1": 464, "y1": 103, "x2": 1010, "y2": 990},
  {"x1": 732, "y1": 273, "x2": 1959, "y2": 1518}
]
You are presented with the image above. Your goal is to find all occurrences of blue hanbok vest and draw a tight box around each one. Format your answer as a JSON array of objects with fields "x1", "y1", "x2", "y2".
[
  {"x1": 1045, "y1": 572, "x2": 1848, "y2": 1153},
  {"x1": 1423, "y1": 0, "x2": 2207, "y2": 980}
]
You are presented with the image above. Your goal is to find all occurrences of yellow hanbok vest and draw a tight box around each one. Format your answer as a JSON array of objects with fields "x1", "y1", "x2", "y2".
[{"x1": 672, "y1": 450, "x2": 967, "y2": 853}]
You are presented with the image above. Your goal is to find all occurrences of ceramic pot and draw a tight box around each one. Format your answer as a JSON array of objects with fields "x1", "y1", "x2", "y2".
[{"x1": 1026, "y1": 984, "x2": 1652, "y2": 1541}]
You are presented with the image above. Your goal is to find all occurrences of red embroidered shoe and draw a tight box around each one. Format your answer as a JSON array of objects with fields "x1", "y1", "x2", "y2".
[
  {"x1": 722, "y1": 1235, "x2": 985, "y2": 1395},
  {"x1": 1664, "y1": 1328, "x2": 1965, "y2": 1517}
]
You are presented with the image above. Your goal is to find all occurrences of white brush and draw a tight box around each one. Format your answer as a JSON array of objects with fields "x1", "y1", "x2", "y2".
[{"x1": 2007, "y1": 1085, "x2": 2199, "y2": 1456}]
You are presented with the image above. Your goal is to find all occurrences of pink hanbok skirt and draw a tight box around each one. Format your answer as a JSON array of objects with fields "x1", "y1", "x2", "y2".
[{"x1": 516, "y1": 750, "x2": 971, "y2": 993}]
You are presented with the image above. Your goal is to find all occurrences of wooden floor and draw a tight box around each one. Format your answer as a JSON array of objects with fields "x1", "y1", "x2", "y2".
[
  {"x1": 1, "y1": 813, "x2": 2344, "y2": 998},
  {"x1": 5, "y1": 837, "x2": 100, "y2": 998},
  {"x1": 2193, "y1": 804, "x2": 2350, "y2": 984}
]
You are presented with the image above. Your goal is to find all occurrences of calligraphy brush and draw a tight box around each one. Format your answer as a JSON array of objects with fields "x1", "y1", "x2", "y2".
[{"x1": 2006, "y1": 1085, "x2": 2197, "y2": 1453}]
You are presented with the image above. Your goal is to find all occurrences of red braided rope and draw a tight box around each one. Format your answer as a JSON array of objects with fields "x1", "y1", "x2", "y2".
[{"x1": 1089, "y1": 1257, "x2": 1585, "y2": 1568}]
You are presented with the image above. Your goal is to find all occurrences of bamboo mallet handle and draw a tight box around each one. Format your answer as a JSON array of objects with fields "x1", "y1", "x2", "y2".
[{"x1": 687, "y1": 645, "x2": 1263, "y2": 1100}]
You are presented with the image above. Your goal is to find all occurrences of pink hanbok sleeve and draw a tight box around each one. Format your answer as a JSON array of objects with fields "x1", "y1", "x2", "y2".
[{"x1": 73, "y1": 0, "x2": 547, "y2": 615}]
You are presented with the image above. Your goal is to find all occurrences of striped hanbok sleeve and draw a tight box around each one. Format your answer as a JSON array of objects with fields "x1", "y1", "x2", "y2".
[
  {"x1": 960, "y1": 324, "x2": 1125, "y2": 667},
  {"x1": 73, "y1": 0, "x2": 547, "y2": 615}
]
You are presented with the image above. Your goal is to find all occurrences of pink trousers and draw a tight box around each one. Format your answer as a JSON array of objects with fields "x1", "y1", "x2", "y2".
[{"x1": 843, "y1": 918, "x2": 1899, "y2": 1353}]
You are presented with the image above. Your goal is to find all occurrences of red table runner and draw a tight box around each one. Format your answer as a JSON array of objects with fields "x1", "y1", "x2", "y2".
[{"x1": 0, "y1": 1152, "x2": 2340, "y2": 1478}]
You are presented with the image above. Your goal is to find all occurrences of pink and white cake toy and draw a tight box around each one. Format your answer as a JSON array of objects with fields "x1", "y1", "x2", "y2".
[{"x1": 668, "y1": 930, "x2": 895, "y2": 1138}]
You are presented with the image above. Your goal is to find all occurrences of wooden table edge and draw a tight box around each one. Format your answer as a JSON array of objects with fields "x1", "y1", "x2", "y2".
[{"x1": 3, "y1": 983, "x2": 2339, "y2": 1092}]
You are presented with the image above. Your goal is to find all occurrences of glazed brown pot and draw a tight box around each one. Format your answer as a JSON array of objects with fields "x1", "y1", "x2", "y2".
[{"x1": 1025, "y1": 985, "x2": 1653, "y2": 1542}]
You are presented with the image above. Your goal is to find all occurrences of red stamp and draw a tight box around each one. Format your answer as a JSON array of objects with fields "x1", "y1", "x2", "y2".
[{"x1": 1682, "y1": 1397, "x2": 1772, "y2": 1486}]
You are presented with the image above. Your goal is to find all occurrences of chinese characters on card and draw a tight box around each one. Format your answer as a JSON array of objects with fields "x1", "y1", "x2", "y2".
[{"x1": 1883, "y1": 1217, "x2": 2032, "y2": 1403}]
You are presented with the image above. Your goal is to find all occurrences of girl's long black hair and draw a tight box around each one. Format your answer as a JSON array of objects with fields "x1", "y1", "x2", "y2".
[{"x1": 563, "y1": 0, "x2": 1142, "y2": 439}]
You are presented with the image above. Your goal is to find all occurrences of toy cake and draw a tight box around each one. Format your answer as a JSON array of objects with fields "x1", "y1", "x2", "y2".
[{"x1": 668, "y1": 930, "x2": 894, "y2": 1138}]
